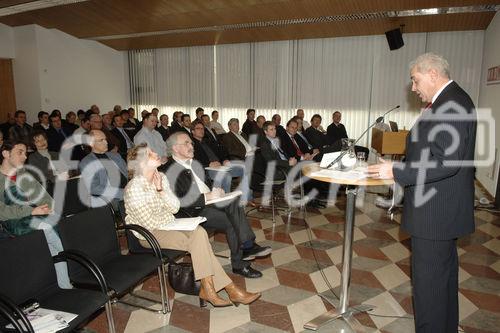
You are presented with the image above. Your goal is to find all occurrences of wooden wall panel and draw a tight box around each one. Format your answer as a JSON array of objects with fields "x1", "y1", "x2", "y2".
[{"x1": 0, "y1": 59, "x2": 17, "y2": 122}]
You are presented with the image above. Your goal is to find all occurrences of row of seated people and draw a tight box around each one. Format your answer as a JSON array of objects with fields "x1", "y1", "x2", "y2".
[{"x1": 0, "y1": 134, "x2": 271, "y2": 307}]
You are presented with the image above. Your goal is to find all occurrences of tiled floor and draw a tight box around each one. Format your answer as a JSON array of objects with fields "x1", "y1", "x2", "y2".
[{"x1": 83, "y1": 192, "x2": 500, "y2": 333}]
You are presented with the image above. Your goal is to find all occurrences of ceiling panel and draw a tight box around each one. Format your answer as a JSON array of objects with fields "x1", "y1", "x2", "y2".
[{"x1": 0, "y1": 0, "x2": 497, "y2": 50}]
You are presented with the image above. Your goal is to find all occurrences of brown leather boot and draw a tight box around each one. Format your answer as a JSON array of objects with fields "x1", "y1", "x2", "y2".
[
  {"x1": 199, "y1": 277, "x2": 232, "y2": 307},
  {"x1": 225, "y1": 283, "x2": 261, "y2": 306}
]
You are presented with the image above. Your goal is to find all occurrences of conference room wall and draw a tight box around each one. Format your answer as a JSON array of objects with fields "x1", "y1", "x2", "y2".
[
  {"x1": 5, "y1": 24, "x2": 128, "y2": 122},
  {"x1": 0, "y1": 23, "x2": 15, "y2": 59},
  {"x1": 129, "y1": 30, "x2": 484, "y2": 148},
  {"x1": 477, "y1": 11, "x2": 500, "y2": 196}
]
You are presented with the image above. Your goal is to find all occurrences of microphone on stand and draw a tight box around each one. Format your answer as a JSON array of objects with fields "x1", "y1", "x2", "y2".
[{"x1": 324, "y1": 105, "x2": 400, "y2": 169}]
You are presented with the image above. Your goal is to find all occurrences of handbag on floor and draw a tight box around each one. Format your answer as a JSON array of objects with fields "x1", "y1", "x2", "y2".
[{"x1": 167, "y1": 261, "x2": 200, "y2": 296}]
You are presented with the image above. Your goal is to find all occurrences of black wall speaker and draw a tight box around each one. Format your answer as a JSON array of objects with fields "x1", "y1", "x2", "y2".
[{"x1": 385, "y1": 28, "x2": 404, "y2": 50}]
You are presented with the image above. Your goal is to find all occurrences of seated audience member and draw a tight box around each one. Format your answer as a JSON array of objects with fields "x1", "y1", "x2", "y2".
[
  {"x1": 180, "y1": 114, "x2": 192, "y2": 134},
  {"x1": 0, "y1": 112, "x2": 16, "y2": 139},
  {"x1": 125, "y1": 143, "x2": 260, "y2": 306},
  {"x1": 255, "y1": 115, "x2": 266, "y2": 146},
  {"x1": 292, "y1": 116, "x2": 316, "y2": 152},
  {"x1": 76, "y1": 110, "x2": 85, "y2": 125},
  {"x1": 113, "y1": 105, "x2": 122, "y2": 115},
  {"x1": 33, "y1": 111, "x2": 50, "y2": 131},
  {"x1": 195, "y1": 107, "x2": 204, "y2": 121},
  {"x1": 65, "y1": 111, "x2": 79, "y2": 134},
  {"x1": 151, "y1": 107, "x2": 160, "y2": 119},
  {"x1": 0, "y1": 140, "x2": 71, "y2": 288},
  {"x1": 170, "y1": 111, "x2": 183, "y2": 133},
  {"x1": 156, "y1": 114, "x2": 170, "y2": 141},
  {"x1": 210, "y1": 110, "x2": 225, "y2": 135},
  {"x1": 242, "y1": 108, "x2": 260, "y2": 138},
  {"x1": 80, "y1": 130, "x2": 127, "y2": 217},
  {"x1": 112, "y1": 114, "x2": 135, "y2": 160},
  {"x1": 296, "y1": 109, "x2": 310, "y2": 130},
  {"x1": 121, "y1": 109, "x2": 136, "y2": 134},
  {"x1": 304, "y1": 114, "x2": 329, "y2": 150},
  {"x1": 272, "y1": 114, "x2": 287, "y2": 139},
  {"x1": 27, "y1": 130, "x2": 69, "y2": 194},
  {"x1": 326, "y1": 111, "x2": 369, "y2": 156},
  {"x1": 9, "y1": 110, "x2": 33, "y2": 143},
  {"x1": 90, "y1": 104, "x2": 100, "y2": 114},
  {"x1": 127, "y1": 107, "x2": 138, "y2": 127},
  {"x1": 90, "y1": 114, "x2": 119, "y2": 153},
  {"x1": 222, "y1": 118, "x2": 255, "y2": 160},
  {"x1": 0, "y1": 132, "x2": 3, "y2": 150},
  {"x1": 134, "y1": 113, "x2": 168, "y2": 169},
  {"x1": 201, "y1": 115, "x2": 219, "y2": 144},
  {"x1": 136, "y1": 110, "x2": 149, "y2": 129},
  {"x1": 50, "y1": 109, "x2": 68, "y2": 127},
  {"x1": 165, "y1": 133, "x2": 271, "y2": 277},
  {"x1": 280, "y1": 119, "x2": 317, "y2": 161},
  {"x1": 261, "y1": 121, "x2": 297, "y2": 180},
  {"x1": 47, "y1": 114, "x2": 70, "y2": 152},
  {"x1": 73, "y1": 116, "x2": 91, "y2": 136},
  {"x1": 190, "y1": 121, "x2": 233, "y2": 193},
  {"x1": 102, "y1": 113, "x2": 114, "y2": 131}
]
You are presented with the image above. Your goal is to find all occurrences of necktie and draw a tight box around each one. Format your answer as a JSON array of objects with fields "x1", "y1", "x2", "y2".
[
  {"x1": 58, "y1": 128, "x2": 67, "y2": 138},
  {"x1": 291, "y1": 136, "x2": 303, "y2": 156},
  {"x1": 425, "y1": 102, "x2": 432, "y2": 110}
]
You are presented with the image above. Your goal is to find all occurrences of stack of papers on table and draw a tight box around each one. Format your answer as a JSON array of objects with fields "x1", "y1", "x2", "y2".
[
  {"x1": 309, "y1": 168, "x2": 367, "y2": 181},
  {"x1": 159, "y1": 217, "x2": 207, "y2": 231}
]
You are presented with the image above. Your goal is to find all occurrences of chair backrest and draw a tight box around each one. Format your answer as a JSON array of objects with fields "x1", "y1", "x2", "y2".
[
  {"x1": 58, "y1": 206, "x2": 120, "y2": 276},
  {"x1": 250, "y1": 149, "x2": 267, "y2": 190},
  {"x1": 53, "y1": 177, "x2": 91, "y2": 217},
  {"x1": 0, "y1": 231, "x2": 59, "y2": 304}
]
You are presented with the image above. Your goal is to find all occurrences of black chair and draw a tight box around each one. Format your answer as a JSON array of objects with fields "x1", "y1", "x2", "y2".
[
  {"x1": 57, "y1": 206, "x2": 170, "y2": 314},
  {"x1": 0, "y1": 293, "x2": 33, "y2": 332},
  {"x1": 0, "y1": 231, "x2": 115, "y2": 333},
  {"x1": 52, "y1": 176, "x2": 91, "y2": 217},
  {"x1": 247, "y1": 149, "x2": 290, "y2": 223}
]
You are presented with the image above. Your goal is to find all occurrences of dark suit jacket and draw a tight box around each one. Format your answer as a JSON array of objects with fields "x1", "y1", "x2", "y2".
[
  {"x1": 27, "y1": 151, "x2": 58, "y2": 184},
  {"x1": 170, "y1": 122, "x2": 183, "y2": 134},
  {"x1": 111, "y1": 127, "x2": 133, "y2": 157},
  {"x1": 326, "y1": 122, "x2": 348, "y2": 146},
  {"x1": 393, "y1": 81, "x2": 476, "y2": 240},
  {"x1": 164, "y1": 159, "x2": 209, "y2": 218},
  {"x1": 280, "y1": 133, "x2": 303, "y2": 160},
  {"x1": 221, "y1": 132, "x2": 248, "y2": 160},
  {"x1": 46, "y1": 127, "x2": 70, "y2": 152},
  {"x1": 304, "y1": 127, "x2": 328, "y2": 150},
  {"x1": 193, "y1": 137, "x2": 228, "y2": 166},
  {"x1": 204, "y1": 127, "x2": 219, "y2": 144},
  {"x1": 156, "y1": 125, "x2": 170, "y2": 141},
  {"x1": 242, "y1": 120, "x2": 259, "y2": 137},
  {"x1": 260, "y1": 137, "x2": 290, "y2": 181},
  {"x1": 276, "y1": 125, "x2": 287, "y2": 139}
]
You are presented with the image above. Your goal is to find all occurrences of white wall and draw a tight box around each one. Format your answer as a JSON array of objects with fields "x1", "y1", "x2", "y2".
[
  {"x1": 477, "y1": 11, "x2": 500, "y2": 196},
  {"x1": 8, "y1": 24, "x2": 129, "y2": 122},
  {"x1": 0, "y1": 23, "x2": 15, "y2": 59},
  {"x1": 36, "y1": 27, "x2": 129, "y2": 114},
  {"x1": 12, "y1": 25, "x2": 42, "y2": 117}
]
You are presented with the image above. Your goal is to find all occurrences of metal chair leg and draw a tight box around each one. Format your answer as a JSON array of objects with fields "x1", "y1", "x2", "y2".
[{"x1": 105, "y1": 301, "x2": 116, "y2": 333}]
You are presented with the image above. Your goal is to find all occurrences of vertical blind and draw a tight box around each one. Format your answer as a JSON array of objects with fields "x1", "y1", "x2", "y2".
[{"x1": 128, "y1": 30, "x2": 484, "y2": 143}]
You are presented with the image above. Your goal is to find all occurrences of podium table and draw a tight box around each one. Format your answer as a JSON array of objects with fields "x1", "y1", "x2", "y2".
[
  {"x1": 302, "y1": 163, "x2": 393, "y2": 332},
  {"x1": 371, "y1": 128, "x2": 409, "y2": 155}
]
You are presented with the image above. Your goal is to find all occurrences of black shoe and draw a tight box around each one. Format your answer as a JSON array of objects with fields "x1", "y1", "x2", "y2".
[
  {"x1": 232, "y1": 266, "x2": 263, "y2": 278},
  {"x1": 242, "y1": 244, "x2": 272, "y2": 261}
]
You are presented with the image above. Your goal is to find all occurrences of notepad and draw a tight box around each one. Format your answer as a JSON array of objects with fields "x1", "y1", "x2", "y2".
[
  {"x1": 158, "y1": 217, "x2": 207, "y2": 231},
  {"x1": 206, "y1": 190, "x2": 243, "y2": 205}
]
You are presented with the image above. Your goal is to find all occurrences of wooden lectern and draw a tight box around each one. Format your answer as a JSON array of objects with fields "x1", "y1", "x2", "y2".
[{"x1": 371, "y1": 128, "x2": 409, "y2": 155}]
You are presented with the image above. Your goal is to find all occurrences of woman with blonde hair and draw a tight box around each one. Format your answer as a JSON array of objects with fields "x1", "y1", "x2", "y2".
[{"x1": 124, "y1": 143, "x2": 260, "y2": 307}]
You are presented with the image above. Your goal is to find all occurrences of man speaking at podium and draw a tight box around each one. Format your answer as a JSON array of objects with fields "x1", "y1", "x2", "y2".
[{"x1": 368, "y1": 53, "x2": 476, "y2": 333}]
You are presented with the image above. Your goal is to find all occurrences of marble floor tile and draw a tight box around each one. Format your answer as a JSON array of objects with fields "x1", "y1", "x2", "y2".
[
  {"x1": 260, "y1": 284, "x2": 315, "y2": 306},
  {"x1": 380, "y1": 242, "x2": 411, "y2": 263},
  {"x1": 309, "y1": 265, "x2": 342, "y2": 293},
  {"x1": 373, "y1": 264, "x2": 410, "y2": 291},
  {"x1": 124, "y1": 309, "x2": 170, "y2": 333},
  {"x1": 287, "y1": 295, "x2": 327, "y2": 332},
  {"x1": 245, "y1": 267, "x2": 280, "y2": 293},
  {"x1": 209, "y1": 305, "x2": 251, "y2": 333},
  {"x1": 363, "y1": 291, "x2": 407, "y2": 329},
  {"x1": 271, "y1": 245, "x2": 301, "y2": 267}
]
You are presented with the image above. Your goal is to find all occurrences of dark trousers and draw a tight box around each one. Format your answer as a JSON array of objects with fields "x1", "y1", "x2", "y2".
[
  {"x1": 200, "y1": 199, "x2": 255, "y2": 270},
  {"x1": 411, "y1": 237, "x2": 458, "y2": 333}
]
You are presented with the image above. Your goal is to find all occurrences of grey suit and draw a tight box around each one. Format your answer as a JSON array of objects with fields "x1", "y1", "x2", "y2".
[{"x1": 79, "y1": 152, "x2": 128, "y2": 208}]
